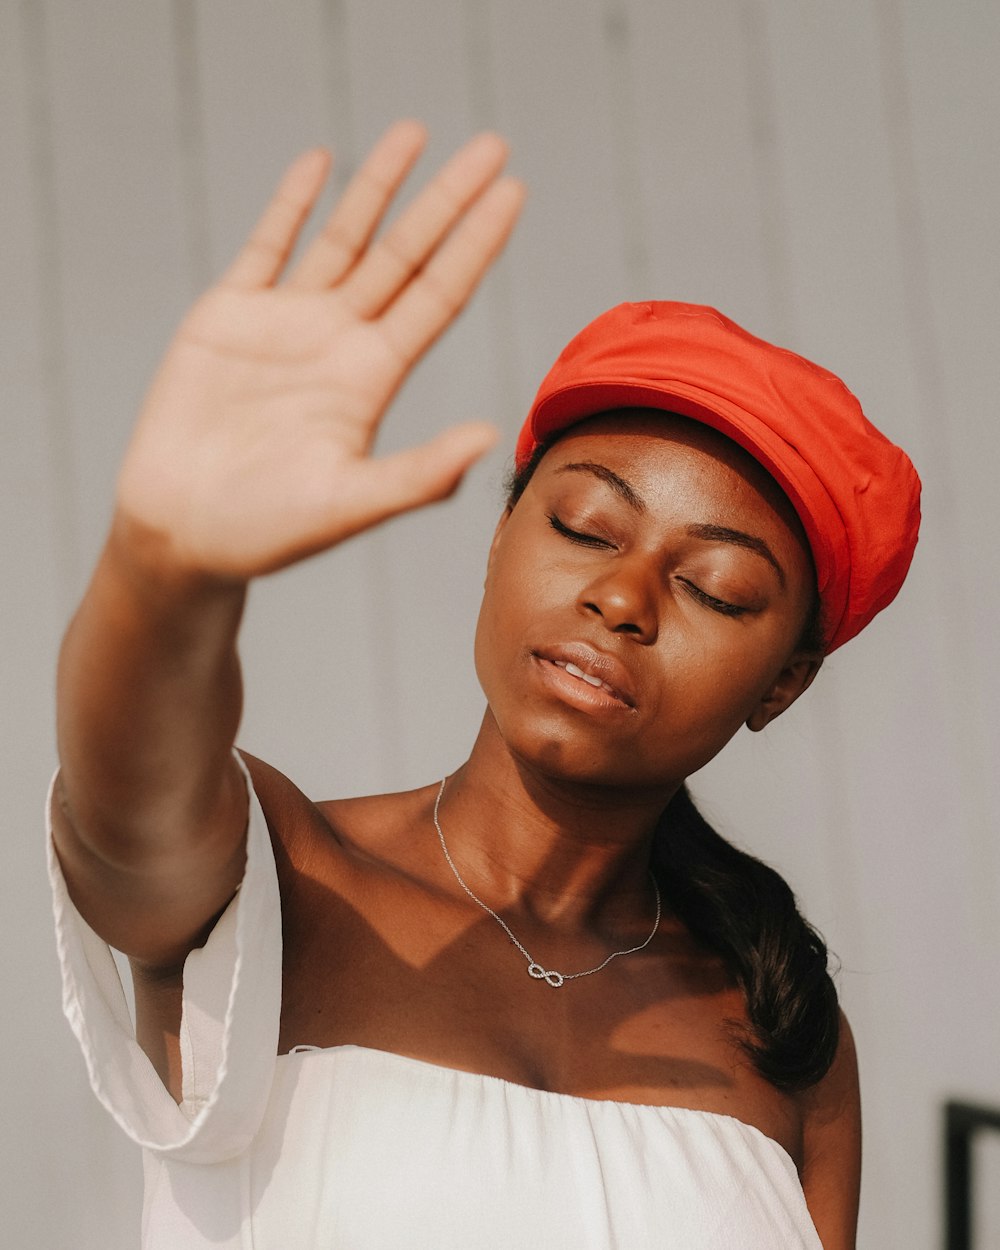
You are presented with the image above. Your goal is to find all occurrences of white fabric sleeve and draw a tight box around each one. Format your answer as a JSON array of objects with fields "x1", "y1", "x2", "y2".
[{"x1": 46, "y1": 754, "x2": 282, "y2": 1164}]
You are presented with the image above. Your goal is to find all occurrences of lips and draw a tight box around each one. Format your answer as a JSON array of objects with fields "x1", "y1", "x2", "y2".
[{"x1": 533, "y1": 643, "x2": 638, "y2": 708}]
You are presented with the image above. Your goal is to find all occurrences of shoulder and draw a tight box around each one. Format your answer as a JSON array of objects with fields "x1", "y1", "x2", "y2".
[
  {"x1": 796, "y1": 1008, "x2": 862, "y2": 1249},
  {"x1": 239, "y1": 749, "x2": 442, "y2": 887},
  {"x1": 239, "y1": 751, "x2": 329, "y2": 845}
]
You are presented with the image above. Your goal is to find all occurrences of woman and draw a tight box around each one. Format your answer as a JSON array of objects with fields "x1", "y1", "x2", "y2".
[{"x1": 49, "y1": 122, "x2": 919, "y2": 1248}]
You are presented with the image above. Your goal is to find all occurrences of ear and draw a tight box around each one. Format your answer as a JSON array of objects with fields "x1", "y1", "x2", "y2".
[
  {"x1": 485, "y1": 506, "x2": 513, "y2": 579},
  {"x1": 746, "y1": 652, "x2": 823, "y2": 732}
]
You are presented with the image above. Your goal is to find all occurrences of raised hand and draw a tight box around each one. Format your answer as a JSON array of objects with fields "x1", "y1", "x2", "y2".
[{"x1": 116, "y1": 122, "x2": 525, "y2": 579}]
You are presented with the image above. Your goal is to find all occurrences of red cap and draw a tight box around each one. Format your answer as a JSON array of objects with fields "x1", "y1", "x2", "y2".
[{"x1": 516, "y1": 301, "x2": 920, "y2": 653}]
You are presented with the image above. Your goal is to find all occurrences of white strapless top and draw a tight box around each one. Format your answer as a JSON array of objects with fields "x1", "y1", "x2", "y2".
[{"x1": 48, "y1": 764, "x2": 822, "y2": 1249}]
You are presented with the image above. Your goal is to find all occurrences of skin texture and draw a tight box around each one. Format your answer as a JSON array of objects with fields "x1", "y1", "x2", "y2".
[
  {"x1": 477, "y1": 411, "x2": 823, "y2": 793},
  {"x1": 51, "y1": 125, "x2": 860, "y2": 1249}
]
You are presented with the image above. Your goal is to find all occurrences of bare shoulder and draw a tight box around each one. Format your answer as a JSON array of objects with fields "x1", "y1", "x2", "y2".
[
  {"x1": 238, "y1": 751, "x2": 340, "y2": 860},
  {"x1": 241, "y1": 751, "x2": 440, "y2": 879},
  {"x1": 796, "y1": 1009, "x2": 862, "y2": 1249},
  {"x1": 238, "y1": 755, "x2": 445, "y2": 935}
]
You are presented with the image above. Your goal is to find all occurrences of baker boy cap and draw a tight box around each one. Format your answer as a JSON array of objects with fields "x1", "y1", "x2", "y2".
[{"x1": 516, "y1": 301, "x2": 921, "y2": 653}]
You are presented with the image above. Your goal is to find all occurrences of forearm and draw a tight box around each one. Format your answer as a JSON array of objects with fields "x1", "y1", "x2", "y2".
[{"x1": 56, "y1": 511, "x2": 247, "y2": 866}]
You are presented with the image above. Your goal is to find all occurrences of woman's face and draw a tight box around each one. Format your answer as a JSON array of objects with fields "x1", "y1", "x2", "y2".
[{"x1": 474, "y1": 411, "x2": 822, "y2": 791}]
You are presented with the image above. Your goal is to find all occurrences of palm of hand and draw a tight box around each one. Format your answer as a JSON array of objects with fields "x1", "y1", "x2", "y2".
[{"x1": 116, "y1": 124, "x2": 524, "y2": 579}]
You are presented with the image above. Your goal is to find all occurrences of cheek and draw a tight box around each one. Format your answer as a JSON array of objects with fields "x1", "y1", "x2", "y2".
[
  {"x1": 473, "y1": 559, "x2": 525, "y2": 696},
  {"x1": 476, "y1": 537, "x2": 550, "y2": 649},
  {"x1": 644, "y1": 650, "x2": 772, "y2": 762},
  {"x1": 472, "y1": 591, "x2": 497, "y2": 694}
]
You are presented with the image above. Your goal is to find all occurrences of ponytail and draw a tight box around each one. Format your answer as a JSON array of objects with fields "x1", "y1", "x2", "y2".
[{"x1": 653, "y1": 785, "x2": 840, "y2": 1092}]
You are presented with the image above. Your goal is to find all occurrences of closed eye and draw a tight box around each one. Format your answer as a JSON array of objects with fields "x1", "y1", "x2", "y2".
[
  {"x1": 678, "y1": 578, "x2": 748, "y2": 618},
  {"x1": 549, "y1": 513, "x2": 749, "y2": 617},
  {"x1": 547, "y1": 513, "x2": 613, "y2": 549}
]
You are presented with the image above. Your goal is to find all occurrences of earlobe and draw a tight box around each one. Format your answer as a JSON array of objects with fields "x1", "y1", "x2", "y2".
[{"x1": 746, "y1": 653, "x2": 824, "y2": 732}]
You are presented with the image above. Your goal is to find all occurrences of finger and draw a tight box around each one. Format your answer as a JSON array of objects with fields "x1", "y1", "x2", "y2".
[
  {"x1": 350, "y1": 422, "x2": 501, "y2": 527},
  {"x1": 379, "y1": 176, "x2": 526, "y2": 367},
  {"x1": 220, "y1": 148, "x2": 332, "y2": 290},
  {"x1": 287, "y1": 120, "x2": 428, "y2": 290},
  {"x1": 339, "y1": 132, "x2": 511, "y2": 320}
]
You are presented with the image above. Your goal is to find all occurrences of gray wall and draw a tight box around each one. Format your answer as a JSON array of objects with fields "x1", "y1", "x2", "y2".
[{"x1": 3, "y1": 1, "x2": 998, "y2": 1245}]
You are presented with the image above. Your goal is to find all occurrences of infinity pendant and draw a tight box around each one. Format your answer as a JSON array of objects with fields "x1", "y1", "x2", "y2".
[{"x1": 528, "y1": 962, "x2": 565, "y2": 988}]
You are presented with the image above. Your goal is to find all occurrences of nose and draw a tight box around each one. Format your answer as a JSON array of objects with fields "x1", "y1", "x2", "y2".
[{"x1": 577, "y1": 558, "x2": 659, "y2": 643}]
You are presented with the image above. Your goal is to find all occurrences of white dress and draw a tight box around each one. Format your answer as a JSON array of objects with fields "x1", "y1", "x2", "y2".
[{"x1": 48, "y1": 763, "x2": 824, "y2": 1249}]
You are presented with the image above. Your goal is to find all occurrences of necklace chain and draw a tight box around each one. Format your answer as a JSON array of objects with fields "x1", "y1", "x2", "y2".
[{"x1": 432, "y1": 778, "x2": 661, "y2": 988}]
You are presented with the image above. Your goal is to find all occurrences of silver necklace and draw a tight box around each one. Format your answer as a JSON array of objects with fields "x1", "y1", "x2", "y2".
[{"x1": 432, "y1": 778, "x2": 662, "y2": 988}]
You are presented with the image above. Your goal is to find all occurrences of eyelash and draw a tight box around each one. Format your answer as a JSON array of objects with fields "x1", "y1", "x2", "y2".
[
  {"x1": 547, "y1": 512, "x2": 611, "y2": 548},
  {"x1": 547, "y1": 512, "x2": 748, "y2": 619},
  {"x1": 679, "y1": 581, "x2": 748, "y2": 618}
]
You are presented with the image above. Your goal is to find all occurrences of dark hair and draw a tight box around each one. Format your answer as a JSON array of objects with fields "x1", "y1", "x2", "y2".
[
  {"x1": 505, "y1": 428, "x2": 839, "y2": 1091},
  {"x1": 653, "y1": 788, "x2": 839, "y2": 1091}
]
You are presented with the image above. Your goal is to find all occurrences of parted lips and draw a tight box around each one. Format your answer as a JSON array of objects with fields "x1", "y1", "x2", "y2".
[{"x1": 516, "y1": 301, "x2": 921, "y2": 653}]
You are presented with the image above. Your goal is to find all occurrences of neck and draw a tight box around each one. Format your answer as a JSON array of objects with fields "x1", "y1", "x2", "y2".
[{"x1": 436, "y1": 712, "x2": 680, "y2": 932}]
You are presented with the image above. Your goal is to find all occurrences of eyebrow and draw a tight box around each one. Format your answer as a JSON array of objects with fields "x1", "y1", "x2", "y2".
[
  {"x1": 687, "y1": 524, "x2": 786, "y2": 587},
  {"x1": 554, "y1": 461, "x2": 786, "y2": 586},
  {"x1": 555, "y1": 462, "x2": 647, "y2": 513}
]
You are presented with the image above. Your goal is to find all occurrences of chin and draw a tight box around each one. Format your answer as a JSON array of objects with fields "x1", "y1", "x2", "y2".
[{"x1": 501, "y1": 726, "x2": 670, "y2": 793}]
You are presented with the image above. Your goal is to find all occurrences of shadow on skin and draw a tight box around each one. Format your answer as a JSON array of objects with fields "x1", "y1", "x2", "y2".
[{"x1": 267, "y1": 798, "x2": 742, "y2": 1107}]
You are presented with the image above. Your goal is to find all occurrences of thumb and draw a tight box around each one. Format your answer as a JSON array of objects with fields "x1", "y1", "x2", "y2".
[{"x1": 359, "y1": 422, "x2": 502, "y2": 523}]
